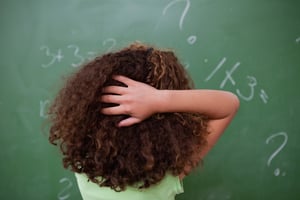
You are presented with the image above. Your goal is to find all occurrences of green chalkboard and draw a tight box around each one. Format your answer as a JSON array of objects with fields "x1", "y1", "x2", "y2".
[{"x1": 1, "y1": 0, "x2": 300, "y2": 199}]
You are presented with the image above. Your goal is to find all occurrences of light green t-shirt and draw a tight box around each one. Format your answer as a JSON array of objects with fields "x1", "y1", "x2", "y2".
[{"x1": 75, "y1": 173, "x2": 184, "y2": 200}]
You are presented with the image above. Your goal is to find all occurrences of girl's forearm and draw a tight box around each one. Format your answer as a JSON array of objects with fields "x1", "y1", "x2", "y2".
[{"x1": 158, "y1": 90, "x2": 240, "y2": 120}]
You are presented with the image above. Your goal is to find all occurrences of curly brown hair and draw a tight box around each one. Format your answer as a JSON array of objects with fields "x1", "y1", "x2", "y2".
[{"x1": 48, "y1": 42, "x2": 209, "y2": 191}]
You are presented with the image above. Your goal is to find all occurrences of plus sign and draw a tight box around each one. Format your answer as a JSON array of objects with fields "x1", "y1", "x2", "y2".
[{"x1": 55, "y1": 49, "x2": 64, "y2": 62}]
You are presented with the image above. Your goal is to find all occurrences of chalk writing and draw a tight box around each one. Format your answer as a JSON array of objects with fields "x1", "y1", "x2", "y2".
[
  {"x1": 183, "y1": 61, "x2": 190, "y2": 69},
  {"x1": 67, "y1": 45, "x2": 85, "y2": 68},
  {"x1": 205, "y1": 57, "x2": 227, "y2": 82},
  {"x1": 57, "y1": 177, "x2": 73, "y2": 200},
  {"x1": 259, "y1": 89, "x2": 269, "y2": 104},
  {"x1": 205, "y1": 57, "x2": 269, "y2": 104},
  {"x1": 163, "y1": 0, "x2": 190, "y2": 30},
  {"x1": 266, "y1": 132, "x2": 288, "y2": 176},
  {"x1": 219, "y1": 62, "x2": 240, "y2": 89},
  {"x1": 102, "y1": 38, "x2": 117, "y2": 53},
  {"x1": 187, "y1": 35, "x2": 197, "y2": 45},
  {"x1": 40, "y1": 100, "x2": 50, "y2": 119},
  {"x1": 236, "y1": 76, "x2": 256, "y2": 101},
  {"x1": 40, "y1": 38, "x2": 117, "y2": 68},
  {"x1": 162, "y1": 0, "x2": 196, "y2": 45},
  {"x1": 86, "y1": 51, "x2": 98, "y2": 61},
  {"x1": 40, "y1": 46, "x2": 63, "y2": 68}
]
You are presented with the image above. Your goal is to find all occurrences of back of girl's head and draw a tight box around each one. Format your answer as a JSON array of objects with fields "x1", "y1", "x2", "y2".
[{"x1": 48, "y1": 42, "x2": 208, "y2": 191}]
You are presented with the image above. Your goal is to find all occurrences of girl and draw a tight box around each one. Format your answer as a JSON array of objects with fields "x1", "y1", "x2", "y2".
[{"x1": 48, "y1": 42, "x2": 239, "y2": 200}]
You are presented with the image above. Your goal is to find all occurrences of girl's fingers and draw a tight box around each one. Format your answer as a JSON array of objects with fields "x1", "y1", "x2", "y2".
[
  {"x1": 102, "y1": 86, "x2": 126, "y2": 95},
  {"x1": 102, "y1": 76, "x2": 135, "y2": 94},
  {"x1": 113, "y1": 75, "x2": 136, "y2": 86},
  {"x1": 101, "y1": 106, "x2": 123, "y2": 115},
  {"x1": 101, "y1": 94, "x2": 122, "y2": 104},
  {"x1": 118, "y1": 117, "x2": 141, "y2": 127}
]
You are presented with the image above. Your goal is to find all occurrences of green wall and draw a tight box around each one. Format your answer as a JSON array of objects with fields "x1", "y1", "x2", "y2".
[{"x1": 1, "y1": 0, "x2": 300, "y2": 199}]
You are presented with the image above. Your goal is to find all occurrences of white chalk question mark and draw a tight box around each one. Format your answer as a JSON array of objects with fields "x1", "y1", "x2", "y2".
[
  {"x1": 163, "y1": 0, "x2": 197, "y2": 45},
  {"x1": 265, "y1": 132, "x2": 288, "y2": 176}
]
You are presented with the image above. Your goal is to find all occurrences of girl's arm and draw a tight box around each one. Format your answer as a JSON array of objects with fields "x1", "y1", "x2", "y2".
[{"x1": 101, "y1": 75, "x2": 240, "y2": 157}]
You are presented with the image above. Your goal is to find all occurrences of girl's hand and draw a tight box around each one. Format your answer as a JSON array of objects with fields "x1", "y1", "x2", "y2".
[{"x1": 101, "y1": 76, "x2": 161, "y2": 127}]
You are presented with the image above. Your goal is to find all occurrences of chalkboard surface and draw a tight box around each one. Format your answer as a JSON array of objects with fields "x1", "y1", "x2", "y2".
[{"x1": 1, "y1": 0, "x2": 300, "y2": 199}]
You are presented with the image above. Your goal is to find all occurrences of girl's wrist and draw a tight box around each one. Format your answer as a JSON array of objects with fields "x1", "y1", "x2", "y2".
[{"x1": 155, "y1": 90, "x2": 170, "y2": 114}]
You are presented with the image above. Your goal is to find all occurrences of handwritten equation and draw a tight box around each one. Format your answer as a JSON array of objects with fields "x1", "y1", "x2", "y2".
[
  {"x1": 40, "y1": 38, "x2": 117, "y2": 68},
  {"x1": 205, "y1": 57, "x2": 269, "y2": 104}
]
